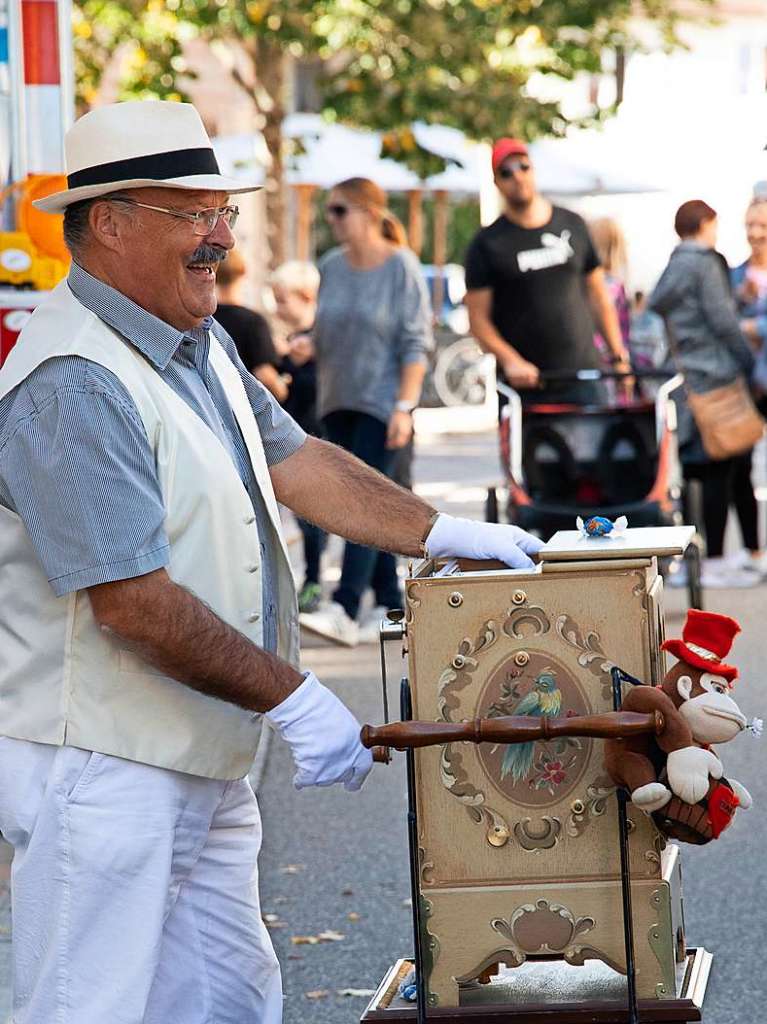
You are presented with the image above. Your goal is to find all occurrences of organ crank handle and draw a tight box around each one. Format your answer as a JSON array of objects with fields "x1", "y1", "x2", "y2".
[{"x1": 362, "y1": 709, "x2": 664, "y2": 759}]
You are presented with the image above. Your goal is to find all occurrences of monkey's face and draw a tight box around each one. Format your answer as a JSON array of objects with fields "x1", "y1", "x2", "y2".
[{"x1": 677, "y1": 672, "x2": 747, "y2": 744}]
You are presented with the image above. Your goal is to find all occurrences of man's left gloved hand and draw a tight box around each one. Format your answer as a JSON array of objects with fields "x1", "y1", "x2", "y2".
[
  {"x1": 425, "y1": 513, "x2": 544, "y2": 569},
  {"x1": 266, "y1": 672, "x2": 373, "y2": 791}
]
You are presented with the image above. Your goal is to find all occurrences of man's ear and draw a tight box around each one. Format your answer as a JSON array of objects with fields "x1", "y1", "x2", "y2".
[
  {"x1": 676, "y1": 674, "x2": 693, "y2": 702},
  {"x1": 89, "y1": 199, "x2": 129, "y2": 254}
]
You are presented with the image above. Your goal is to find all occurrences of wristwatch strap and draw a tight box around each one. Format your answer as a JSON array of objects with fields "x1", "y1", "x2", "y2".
[{"x1": 419, "y1": 511, "x2": 440, "y2": 557}]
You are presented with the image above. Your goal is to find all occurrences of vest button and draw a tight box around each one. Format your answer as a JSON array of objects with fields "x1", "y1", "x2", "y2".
[
  {"x1": 244, "y1": 513, "x2": 256, "y2": 525},
  {"x1": 247, "y1": 563, "x2": 259, "y2": 573},
  {"x1": 247, "y1": 611, "x2": 261, "y2": 623}
]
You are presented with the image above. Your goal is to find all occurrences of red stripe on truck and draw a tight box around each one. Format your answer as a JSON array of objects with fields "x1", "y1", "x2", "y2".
[{"x1": 22, "y1": 0, "x2": 61, "y2": 85}]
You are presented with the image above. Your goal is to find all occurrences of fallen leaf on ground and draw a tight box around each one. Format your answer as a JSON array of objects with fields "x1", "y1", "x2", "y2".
[
  {"x1": 347, "y1": 911, "x2": 360, "y2": 922},
  {"x1": 291, "y1": 935, "x2": 320, "y2": 945},
  {"x1": 341, "y1": 887, "x2": 354, "y2": 896},
  {"x1": 280, "y1": 864, "x2": 305, "y2": 874},
  {"x1": 318, "y1": 929, "x2": 345, "y2": 942},
  {"x1": 287, "y1": 954, "x2": 303, "y2": 961},
  {"x1": 338, "y1": 988, "x2": 376, "y2": 998},
  {"x1": 305, "y1": 990, "x2": 330, "y2": 1000}
]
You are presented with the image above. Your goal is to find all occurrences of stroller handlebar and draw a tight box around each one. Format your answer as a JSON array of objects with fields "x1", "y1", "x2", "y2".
[{"x1": 497, "y1": 369, "x2": 677, "y2": 398}]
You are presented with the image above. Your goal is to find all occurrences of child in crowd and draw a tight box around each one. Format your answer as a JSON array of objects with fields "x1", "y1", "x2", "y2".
[
  {"x1": 215, "y1": 250, "x2": 287, "y2": 401},
  {"x1": 270, "y1": 261, "x2": 325, "y2": 612}
]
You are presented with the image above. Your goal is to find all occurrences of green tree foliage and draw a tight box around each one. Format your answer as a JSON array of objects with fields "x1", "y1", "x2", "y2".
[{"x1": 73, "y1": 0, "x2": 707, "y2": 260}]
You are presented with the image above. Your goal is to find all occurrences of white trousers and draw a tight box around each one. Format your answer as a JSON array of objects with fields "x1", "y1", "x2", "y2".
[{"x1": 0, "y1": 737, "x2": 282, "y2": 1024}]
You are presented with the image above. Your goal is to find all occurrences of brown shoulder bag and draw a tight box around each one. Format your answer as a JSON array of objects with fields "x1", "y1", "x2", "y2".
[{"x1": 665, "y1": 320, "x2": 765, "y2": 460}]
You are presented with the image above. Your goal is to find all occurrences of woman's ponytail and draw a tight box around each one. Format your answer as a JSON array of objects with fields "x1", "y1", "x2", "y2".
[{"x1": 381, "y1": 210, "x2": 408, "y2": 248}]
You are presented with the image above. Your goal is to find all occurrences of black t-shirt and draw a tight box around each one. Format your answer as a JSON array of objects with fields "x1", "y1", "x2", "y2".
[
  {"x1": 280, "y1": 329, "x2": 320, "y2": 436},
  {"x1": 465, "y1": 207, "x2": 601, "y2": 374},
  {"x1": 214, "y1": 304, "x2": 278, "y2": 371}
]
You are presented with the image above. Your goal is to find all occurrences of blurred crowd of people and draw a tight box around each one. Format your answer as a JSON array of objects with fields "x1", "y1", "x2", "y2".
[
  {"x1": 465, "y1": 137, "x2": 767, "y2": 591},
  {"x1": 217, "y1": 144, "x2": 767, "y2": 644}
]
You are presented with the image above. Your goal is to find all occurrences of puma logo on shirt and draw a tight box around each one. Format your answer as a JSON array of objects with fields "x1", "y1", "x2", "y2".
[{"x1": 517, "y1": 230, "x2": 574, "y2": 273}]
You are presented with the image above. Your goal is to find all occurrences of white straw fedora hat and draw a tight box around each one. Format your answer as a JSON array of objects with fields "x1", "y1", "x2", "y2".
[{"x1": 34, "y1": 100, "x2": 261, "y2": 213}]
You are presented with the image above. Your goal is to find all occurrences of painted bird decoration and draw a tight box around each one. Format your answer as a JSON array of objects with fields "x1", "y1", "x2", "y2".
[{"x1": 500, "y1": 669, "x2": 563, "y2": 785}]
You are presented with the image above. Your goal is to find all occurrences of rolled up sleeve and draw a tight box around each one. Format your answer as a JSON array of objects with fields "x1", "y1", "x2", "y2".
[{"x1": 0, "y1": 360, "x2": 169, "y2": 597}]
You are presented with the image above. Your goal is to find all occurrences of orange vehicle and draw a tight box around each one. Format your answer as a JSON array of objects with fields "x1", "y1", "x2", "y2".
[{"x1": 0, "y1": 0, "x2": 73, "y2": 366}]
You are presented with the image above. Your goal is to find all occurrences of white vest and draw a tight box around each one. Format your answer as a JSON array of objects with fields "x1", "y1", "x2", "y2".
[{"x1": 0, "y1": 281, "x2": 299, "y2": 780}]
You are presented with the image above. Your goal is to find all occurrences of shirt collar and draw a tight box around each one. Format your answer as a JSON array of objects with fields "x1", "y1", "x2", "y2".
[
  {"x1": 676, "y1": 240, "x2": 710, "y2": 254},
  {"x1": 68, "y1": 262, "x2": 214, "y2": 370}
]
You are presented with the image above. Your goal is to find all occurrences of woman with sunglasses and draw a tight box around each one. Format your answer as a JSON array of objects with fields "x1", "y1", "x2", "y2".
[{"x1": 299, "y1": 177, "x2": 433, "y2": 647}]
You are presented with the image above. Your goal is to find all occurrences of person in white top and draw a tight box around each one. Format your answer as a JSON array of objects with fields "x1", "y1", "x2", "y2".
[{"x1": 0, "y1": 101, "x2": 542, "y2": 1024}]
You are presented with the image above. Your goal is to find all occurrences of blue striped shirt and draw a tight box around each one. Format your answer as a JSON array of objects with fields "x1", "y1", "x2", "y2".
[{"x1": 0, "y1": 263, "x2": 306, "y2": 653}]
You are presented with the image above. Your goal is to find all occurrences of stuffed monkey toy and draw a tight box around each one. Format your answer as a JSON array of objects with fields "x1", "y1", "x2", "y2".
[{"x1": 605, "y1": 610, "x2": 754, "y2": 843}]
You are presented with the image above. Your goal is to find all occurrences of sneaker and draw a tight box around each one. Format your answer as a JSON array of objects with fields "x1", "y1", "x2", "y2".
[
  {"x1": 299, "y1": 601, "x2": 359, "y2": 647},
  {"x1": 700, "y1": 557, "x2": 760, "y2": 590},
  {"x1": 726, "y1": 549, "x2": 767, "y2": 576},
  {"x1": 297, "y1": 581, "x2": 322, "y2": 613},
  {"x1": 358, "y1": 605, "x2": 389, "y2": 645}
]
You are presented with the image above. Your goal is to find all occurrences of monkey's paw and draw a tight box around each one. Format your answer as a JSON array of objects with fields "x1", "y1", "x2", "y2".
[
  {"x1": 728, "y1": 778, "x2": 753, "y2": 810},
  {"x1": 667, "y1": 746, "x2": 722, "y2": 805},
  {"x1": 631, "y1": 782, "x2": 673, "y2": 812}
]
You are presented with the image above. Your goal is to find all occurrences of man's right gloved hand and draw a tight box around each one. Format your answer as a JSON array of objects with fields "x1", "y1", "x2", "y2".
[
  {"x1": 425, "y1": 513, "x2": 543, "y2": 570},
  {"x1": 265, "y1": 672, "x2": 373, "y2": 792}
]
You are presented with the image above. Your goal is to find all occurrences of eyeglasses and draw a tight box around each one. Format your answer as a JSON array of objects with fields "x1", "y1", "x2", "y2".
[
  {"x1": 326, "y1": 204, "x2": 352, "y2": 219},
  {"x1": 110, "y1": 198, "x2": 239, "y2": 235},
  {"x1": 498, "y1": 161, "x2": 532, "y2": 179}
]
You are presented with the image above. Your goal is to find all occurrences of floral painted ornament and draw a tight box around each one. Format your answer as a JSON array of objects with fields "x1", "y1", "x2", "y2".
[{"x1": 576, "y1": 514, "x2": 628, "y2": 538}]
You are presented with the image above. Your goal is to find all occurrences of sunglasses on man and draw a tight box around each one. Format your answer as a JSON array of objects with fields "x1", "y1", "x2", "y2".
[{"x1": 498, "y1": 161, "x2": 532, "y2": 179}]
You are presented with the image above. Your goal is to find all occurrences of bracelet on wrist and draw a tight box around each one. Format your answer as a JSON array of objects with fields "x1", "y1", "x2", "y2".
[{"x1": 419, "y1": 511, "x2": 441, "y2": 558}]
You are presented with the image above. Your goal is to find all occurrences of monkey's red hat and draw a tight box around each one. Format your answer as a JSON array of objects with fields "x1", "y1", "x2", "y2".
[{"x1": 662, "y1": 609, "x2": 740, "y2": 683}]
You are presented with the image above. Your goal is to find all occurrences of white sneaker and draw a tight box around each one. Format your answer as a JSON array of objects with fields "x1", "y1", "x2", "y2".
[
  {"x1": 701, "y1": 557, "x2": 760, "y2": 590},
  {"x1": 357, "y1": 605, "x2": 389, "y2": 645},
  {"x1": 726, "y1": 548, "x2": 767, "y2": 576},
  {"x1": 299, "y1": 601, "x2": 359, "y2": 647}
]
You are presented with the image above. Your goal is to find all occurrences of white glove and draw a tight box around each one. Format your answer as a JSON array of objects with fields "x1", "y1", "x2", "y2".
[
  {"x1": 425, "y1": 514, "x2": 544, "y2": 570},
  {"x1": 666, "y1": 746, "x2": 723, "y2": 805},
  {"x1": 265, "y1": 672, "x2": 373, "y2": 792}
]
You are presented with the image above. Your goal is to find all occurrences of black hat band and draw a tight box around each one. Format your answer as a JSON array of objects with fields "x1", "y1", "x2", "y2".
[{"x1": 67, "y1": 147, "x2": 221, "y2": 189}]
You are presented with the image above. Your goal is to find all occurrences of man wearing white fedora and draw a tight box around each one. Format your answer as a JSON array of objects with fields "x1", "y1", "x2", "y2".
[{"x1": 0, "y1": 100, "x2": 542, "y2": 1023}]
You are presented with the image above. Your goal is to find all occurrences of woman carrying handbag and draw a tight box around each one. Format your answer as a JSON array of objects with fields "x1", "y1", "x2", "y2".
[{"x1": 649, "y1": 199, "x2": 763, "y2": 589}]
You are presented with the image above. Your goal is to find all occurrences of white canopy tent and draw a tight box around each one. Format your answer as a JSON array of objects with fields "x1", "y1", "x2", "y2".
[
  {"x1": 212, "y1": 114, "x2": 664, "y2": 261},
  {"x1": 213, "y1": 114, "x2": 662, "y2": 195}
]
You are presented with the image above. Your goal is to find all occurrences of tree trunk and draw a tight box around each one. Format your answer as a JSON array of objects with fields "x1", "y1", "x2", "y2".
[{"x1": 255, "y1": 38, "x2": 288, "y2": 270}]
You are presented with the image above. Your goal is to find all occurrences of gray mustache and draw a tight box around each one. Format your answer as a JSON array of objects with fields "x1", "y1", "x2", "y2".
[{"x1": 189, "y1": 244, "x2": 228, "y2": 264}]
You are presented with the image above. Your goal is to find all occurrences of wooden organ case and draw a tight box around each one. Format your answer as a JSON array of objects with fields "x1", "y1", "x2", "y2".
[{"x1": 363, "y1": 526, "x2": 712, "y2": 1022}]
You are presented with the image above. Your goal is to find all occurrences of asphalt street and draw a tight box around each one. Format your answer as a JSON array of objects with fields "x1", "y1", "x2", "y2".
[
  {"x1": 259, "y1": 430, "x2": 767, "y2": 1024},
  {"x1": 0, "y1": 428, "x2": 765, "y2": 1024}
]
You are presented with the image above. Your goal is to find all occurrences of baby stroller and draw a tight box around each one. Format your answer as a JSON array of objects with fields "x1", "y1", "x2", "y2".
[{"x1": 486, "y1": 369, "x2": 703, "y2": 609}]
